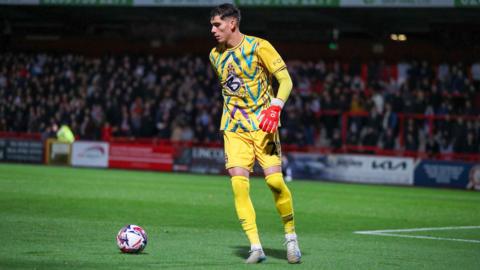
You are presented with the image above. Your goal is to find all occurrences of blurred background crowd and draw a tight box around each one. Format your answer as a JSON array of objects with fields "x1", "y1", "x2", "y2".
[{"x1": 1, "y1": 52, "x2": 479, "y2": 154}]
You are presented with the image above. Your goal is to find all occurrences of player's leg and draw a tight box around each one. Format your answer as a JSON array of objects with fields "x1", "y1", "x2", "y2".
[
  {"x1": 254, "y1": 131, "x2": 295, "y2": 233},
  {"x1": 255, "y1": 131, "x2": 301, "y2": 263},
  {"x1": 263, "y1": 166, "x2": 295, "y2": 235},
  {"x1": 224, "y1": 131, "x2": 266, "y2": 263},
  {"x1": 228, "y1": 167, "x2": 266, "y2": 263},
  {"x1": 264, "y1": 166, "x2": 301, "y2": 263},
  {"x1": 228, "y1": 167, "x2": 260, "y2": 248}
]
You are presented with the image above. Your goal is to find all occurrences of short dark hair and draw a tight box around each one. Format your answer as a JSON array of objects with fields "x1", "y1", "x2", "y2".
[{"x1": 210, "y1": 3, "x2": 241, "y2": 25}]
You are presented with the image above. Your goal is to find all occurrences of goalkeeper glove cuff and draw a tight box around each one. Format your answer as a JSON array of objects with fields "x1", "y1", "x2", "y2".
[{"x1": 259, "y1": 98, "x2": 284, "y2": 133}]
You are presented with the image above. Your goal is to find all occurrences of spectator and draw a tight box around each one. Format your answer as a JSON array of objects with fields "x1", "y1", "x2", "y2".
[
  {"x1": 382, "y1": 103, "x2": 398, "y2": 132},
  {"x1": 459, "y1": 131, "x2": 479, "y2": 154},
  {"x1": 380, "y1": 128, "x2": 396, "y2": 150},
  {"x1": 0, "y1": 52, "x2": 478, "y2": 160},
  {"x1": 439, "y1": 135, "x2": 453, "y2": 154},
  {"x1": 331, "y1": 129, "x2": 342, "y2": 150},
  {"x1": 405, "y1": 133, "x2": 418, "y2": 152},
  {"x1": 471, "y1": 61, "x2": 480, "y2": 89},
  {"x1": 425, "y1": 134, "x2": 440, "y2": 158},
  {"x1": 361, "y1": 127, "x2": 378, "y2": 147},
  {"x1": 453, "y1": 118, "x2": 467, "y2": 152}
]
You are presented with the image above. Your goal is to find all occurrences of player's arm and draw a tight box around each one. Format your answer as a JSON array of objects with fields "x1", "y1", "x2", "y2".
[
  {"x1": 273, "y1": 68, "x2": 293, "y2": 105},
  {"x1": 257, "y1": 40, "x2": 292, "y2": 133},
  {"x1": 209, "y1": 49, "x2": 221, "y2": 78},
  {"x1": 258, "y1": 69, "x2": 292, "y2": 133}
]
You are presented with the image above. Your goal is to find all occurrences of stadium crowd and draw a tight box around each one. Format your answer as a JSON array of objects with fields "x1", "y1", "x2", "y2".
[{"x1": 0, "y1": 52, "x2": 479, "y2": 154}]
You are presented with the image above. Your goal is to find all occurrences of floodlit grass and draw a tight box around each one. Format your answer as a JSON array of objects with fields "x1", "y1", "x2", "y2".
[{"x1": 1, "y1": 163, "x2": 479, "y2": 269}]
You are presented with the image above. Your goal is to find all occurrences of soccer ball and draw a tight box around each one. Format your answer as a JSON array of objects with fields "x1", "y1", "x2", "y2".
[{"x1": 116, "y1": 224, "x2": 148, "y2": 253}]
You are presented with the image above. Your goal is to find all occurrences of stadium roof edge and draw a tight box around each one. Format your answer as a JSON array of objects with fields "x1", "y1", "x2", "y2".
[{"x1": 0, "y1": 0, "x2": 479, "y2": 8}]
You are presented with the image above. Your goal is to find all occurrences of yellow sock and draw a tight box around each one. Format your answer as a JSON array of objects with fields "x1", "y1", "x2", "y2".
[
  {"x1": 265, "y1": 173, "x2": 295, "y2": 234},
  {"x1": 231, "y1": 176, "x2": 260, "y2": 245}
]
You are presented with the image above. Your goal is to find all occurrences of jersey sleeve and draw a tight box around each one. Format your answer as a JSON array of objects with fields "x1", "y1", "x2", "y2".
[
  {"x1": 257, "y1": 40, "x2": 286, "y2": 75},
  {"x1": 209, "y1": 48, "x2": 221, "y2": 77},
  {"x1": 209, "y1": 48, "x2": 215, "y2": 66}
]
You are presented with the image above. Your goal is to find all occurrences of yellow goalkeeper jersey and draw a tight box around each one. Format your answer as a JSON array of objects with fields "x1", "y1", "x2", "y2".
[{"x1": 209, "y1": 35, "x2": 286, "y2": 132}]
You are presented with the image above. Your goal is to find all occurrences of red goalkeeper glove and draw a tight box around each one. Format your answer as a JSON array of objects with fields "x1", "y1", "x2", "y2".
[{"x1": 258, "y1": 98, "x2": 284, "y2": 133}]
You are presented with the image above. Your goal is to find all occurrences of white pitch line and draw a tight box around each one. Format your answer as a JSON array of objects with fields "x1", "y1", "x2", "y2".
[
  {"x1": 355, "y1": 225, "x2": 480, "y2": 234},
  {"x1": 354, "y1": 225, "x2": 480, "y2": 244}
]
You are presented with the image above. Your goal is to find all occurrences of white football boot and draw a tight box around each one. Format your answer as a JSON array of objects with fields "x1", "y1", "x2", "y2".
[
  {"x1": 285, "y1": 234, "x2": 302, "y2": 264},
  {"x1": 245, "y1": 248, "x2": 267, "y2": 264}
]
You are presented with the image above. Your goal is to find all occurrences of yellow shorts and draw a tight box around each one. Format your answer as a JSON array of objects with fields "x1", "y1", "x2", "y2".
[{"x1": 223, "y1": 130, "x2": 282, "y2": 171}]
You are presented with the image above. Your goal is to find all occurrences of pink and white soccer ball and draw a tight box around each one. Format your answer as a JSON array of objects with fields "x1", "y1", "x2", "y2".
[{"x1": 116, "y1": 224, "x2": 148, "y2": 253}]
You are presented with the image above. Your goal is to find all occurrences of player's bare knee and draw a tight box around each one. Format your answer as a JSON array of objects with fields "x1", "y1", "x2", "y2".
[
  {"x1": 263, "y1": 165, "x2": 282, "y2": 177},
  {"x1": 228, "y1": 167, "x2": 250, "y2": 177}
]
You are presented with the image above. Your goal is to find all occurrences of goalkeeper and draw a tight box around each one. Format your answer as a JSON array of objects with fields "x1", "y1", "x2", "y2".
[{"x1": 209, "y1": 4, "x2": 301, "y2": 264}]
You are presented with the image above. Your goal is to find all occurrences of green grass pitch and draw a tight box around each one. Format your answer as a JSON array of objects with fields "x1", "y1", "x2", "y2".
[{"x1": 1, "y1": 163, "x2": 479, "y2": 269}]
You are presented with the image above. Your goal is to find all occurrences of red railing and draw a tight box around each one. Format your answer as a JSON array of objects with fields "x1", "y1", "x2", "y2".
[
  {"x1": 0, "y1": 132, "x2": 42, "y2": 140},
  {"x1": 1, "y1": 110, "x2": 479, "y2": 163}
]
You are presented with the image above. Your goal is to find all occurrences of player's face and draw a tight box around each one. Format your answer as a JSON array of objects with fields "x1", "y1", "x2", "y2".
[{"x1": 210, "y1": 15, "x2": 234, "y2": 44}]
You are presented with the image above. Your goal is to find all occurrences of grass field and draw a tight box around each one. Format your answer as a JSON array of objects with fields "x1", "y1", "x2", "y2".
[{"x1": 1, "y1": 163, "x2": 479, "y2": 270}]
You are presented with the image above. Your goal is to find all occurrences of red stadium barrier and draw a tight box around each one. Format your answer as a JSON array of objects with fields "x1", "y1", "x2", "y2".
[
  {"x1": 0, "y1": 132, "x2": 42, "y2": 140},
  {"x1": 1, "y1": 111, "x2": 478, "y2": 165},
  {"x1": 108, "y1": 142, "x2": 174, "y2": 172}
]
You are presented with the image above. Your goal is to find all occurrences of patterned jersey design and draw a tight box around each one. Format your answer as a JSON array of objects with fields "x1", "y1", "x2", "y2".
[{"x1": 209, "y1": 35, "x2": 286, "y2": 132}]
